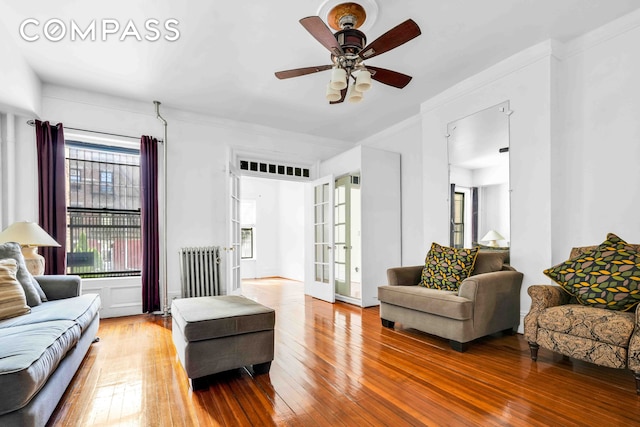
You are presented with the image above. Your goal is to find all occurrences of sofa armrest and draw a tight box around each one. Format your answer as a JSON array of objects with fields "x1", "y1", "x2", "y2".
[
  {"x1": 387, "y1": 265, "x2": 423, "y2": 286},
  {"x1": 34, "y1": 275, "x2": 82, "y2": 300},
  {"x1": 458, "y1": 270, "x2": 524, "y2": 337},
  {"x1": 523, "y1": 285, "x2": 570, "y2": 343},
  {"x1": 627, "y1": 304, "x2": 640, "y2": 374}
]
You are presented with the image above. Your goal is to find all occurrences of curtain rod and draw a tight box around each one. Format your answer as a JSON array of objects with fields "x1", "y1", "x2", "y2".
[{"x1": 26, "y1": 120, "x2": 163, "y2": 143}]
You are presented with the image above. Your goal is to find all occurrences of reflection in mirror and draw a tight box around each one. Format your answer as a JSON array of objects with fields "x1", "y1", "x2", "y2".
[{"x1": 447, "y1": 101, "x2": 510, "y2": 250}]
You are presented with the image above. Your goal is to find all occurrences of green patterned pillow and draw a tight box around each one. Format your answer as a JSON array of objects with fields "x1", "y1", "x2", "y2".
[
  {"x1": 544, "y1": 234, "x2": 640, "y2": 311},
  {"x1": 420, "y1": 242, "x2": 479, "y2": 291}
]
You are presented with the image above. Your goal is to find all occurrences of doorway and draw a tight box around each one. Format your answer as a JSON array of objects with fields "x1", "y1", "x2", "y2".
[{"x1": 239, "y1": 176, "x2": 306, "y2": 282}]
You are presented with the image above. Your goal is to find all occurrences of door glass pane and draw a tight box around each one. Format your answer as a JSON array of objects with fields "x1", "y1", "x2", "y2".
[{"x1": 336, "y1": 224, "x2": 345, "y2": 243}]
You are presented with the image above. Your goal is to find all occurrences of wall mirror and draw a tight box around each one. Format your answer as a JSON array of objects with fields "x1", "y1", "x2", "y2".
[{"x1": 447, "y1": 100, "x2": 511, "y2": 249}]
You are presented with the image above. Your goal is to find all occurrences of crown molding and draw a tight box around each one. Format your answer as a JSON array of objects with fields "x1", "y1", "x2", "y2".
[
  {"x1": 420, "y1": 40, "x2": 555, "y2": 115},
  {"x1": 42, "y1": 83, "x2": 350, "y2": 151},
  {"x1": 562, "y1": 7, "x2": 640, "y2": 59},
  {"x1": 419, "y1": 8, "x2": 640, "y2": 115}
]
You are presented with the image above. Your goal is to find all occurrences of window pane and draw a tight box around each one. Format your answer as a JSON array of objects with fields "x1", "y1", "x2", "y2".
[
  {"x1": 241, "y1": 228, "x2": 254, "y2": 259},
  {"x1": 65, "y1": 141, "x2": 141, "y2": 278}
]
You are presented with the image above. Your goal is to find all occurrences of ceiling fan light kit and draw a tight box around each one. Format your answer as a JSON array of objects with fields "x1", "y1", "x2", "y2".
[
  {"x1": 355, "y1": 69, "x2": 372, "y2": 92},
  {"x1": 325, "y1": 84, "x2": 342, "y2": 102},
  {"x1": 330, "y1": 67, "x2": 348, "y2": 90},
  {"x1": 275, "y1": 1, "x2": 421, "y2": 105},
  {"x1": 348, "y1": 85, "x2": 363, "y2": 103}
]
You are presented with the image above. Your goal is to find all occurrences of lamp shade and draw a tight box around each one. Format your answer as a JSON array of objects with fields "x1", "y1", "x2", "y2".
[
  {"x1": 355, "y1": 70, "x2": 372, "y2": 92},
  {"x1": 480, "y1": 230, "x2": 505, "y2": 247},
  {"x1": 348, "y1": 85, "x2": 363, "y2": 103},
  {"x1": 325, "y1": 83, "x2": 341, "y2": 102},
  {"x1": 0, "y1": 221, "x2": 60, "y2": 247},
  {"x1": 330, "y1": 67, "x2": 348, "y2": 90}
]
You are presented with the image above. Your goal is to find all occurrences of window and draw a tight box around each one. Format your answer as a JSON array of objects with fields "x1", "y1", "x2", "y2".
[
  {"x1": 240, "y1": 200, "x2": 256, "y2": 260},
  {"x1": 65, "y1": 141, "x2": 142, "y2": 278},
  {"x1": 99, "y1": 170, "x2": 114, "y2": 194},
  {"x1": 241, "y1": 228, "x2": 254, "y2": 259}
]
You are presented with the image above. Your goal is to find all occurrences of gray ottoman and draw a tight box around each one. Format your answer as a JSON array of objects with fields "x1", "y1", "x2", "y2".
[{"x1": 171, "y1": 295, "x2": 275, "y2": 390}]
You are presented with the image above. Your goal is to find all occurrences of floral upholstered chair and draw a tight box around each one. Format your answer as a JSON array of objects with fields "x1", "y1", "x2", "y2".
[{"x1": 524, "y1": 233, "x2": 640, "y2": 394}]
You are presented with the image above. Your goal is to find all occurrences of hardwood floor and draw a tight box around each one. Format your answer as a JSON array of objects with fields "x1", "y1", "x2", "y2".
[{"x1": 48, "y1": 278, "x2": 640, "y2": 426}]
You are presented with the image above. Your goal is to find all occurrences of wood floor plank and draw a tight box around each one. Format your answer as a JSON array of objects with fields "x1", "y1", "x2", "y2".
[{"x1": 48, "y1": 278, "x2": 640, "y2": 426}]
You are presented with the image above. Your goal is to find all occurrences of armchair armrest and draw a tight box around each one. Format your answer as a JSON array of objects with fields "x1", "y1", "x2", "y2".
[
  {"x1": 627, "y1": 305, "x2": 640, "y2": 375},
  {"x1": 386, "y1": 265, "x2": 423, "y2": 286},
  {"x1": 34, "y1": 275, "x2": 82, "y2": 300},
  {"x1": 458, "y1": 270, "x2": 524, "y2": 337},
  {"x1": 523, "y1": 284, "x2": 570, "y2": 343}
]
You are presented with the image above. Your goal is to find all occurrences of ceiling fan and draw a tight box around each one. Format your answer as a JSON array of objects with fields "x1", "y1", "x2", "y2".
[{"x1": 275, "y1": 2, "x2": 421, "y2": 104}]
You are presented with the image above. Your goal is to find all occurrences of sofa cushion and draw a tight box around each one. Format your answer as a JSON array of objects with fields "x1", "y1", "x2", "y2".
[
  {"x1": 0, "y1": 294, "x2": 101, "y2": 332},
  {"x1": 0, "y1": 320, "x2": 81, "y2": 415},
  {"x1": 0, "y1": 259, "x2": 30, "y2": 320},
  {"x1": 420, "y1": 242, "x2": 478, "y2": 291},
  {"x1": 172, "y1": 296, "x2": 275, "y2": 342},
  {"x1": 0, "y1": 242, "x2": 46, "y2": 306},
  {"x1": 543, "y1": 233, "x2": 640, "y2": 311},
  {"x1": 537, "y1": 304, "x2": 634, "y2": 348},
  {"x1": 471, "y1": 251, "x2": 506, "y2": 275},
  {"x1": 378, "y1": 285, "x2": 473, "y2": 320}
]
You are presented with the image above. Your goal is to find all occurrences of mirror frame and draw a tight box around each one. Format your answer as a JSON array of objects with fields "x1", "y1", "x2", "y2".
[{"x1": 446, "y1": 100, "x2": 511, "y2": 249}]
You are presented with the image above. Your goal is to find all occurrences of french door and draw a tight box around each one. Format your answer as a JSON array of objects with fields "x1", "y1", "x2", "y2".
[
  {"x1": 305, "y1": 175, "x2": 335, "y2": 302},
  {"x1": 227, "y1": 164, "x2": 241, "y2": 294}
]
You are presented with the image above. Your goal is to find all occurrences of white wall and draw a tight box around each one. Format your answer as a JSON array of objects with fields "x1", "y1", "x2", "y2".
[
  {"x1": 240, "y1": 176, "x2": 305, "y2": 281},
  {"x1": 277, "y1": 180, "x2": 305, "y2": 281},
  {"x1": 552, "y1": 11, "x2": 640, "y2": 260},
  {"x1": 9, "y1": 84, "x2": 346, "y2": 316},
  {"x1": 359, "y1": 116, "x2": 424, "y2": 265},
  {"x1": 0, "y1": 114, "x2": 39, "y2": 228},
  {"x1": 0, "y1": 23, "x2": 41, "y2": 117},
  {"x1": 480, "y1": 183, "x2": 510, "y2": 244}
]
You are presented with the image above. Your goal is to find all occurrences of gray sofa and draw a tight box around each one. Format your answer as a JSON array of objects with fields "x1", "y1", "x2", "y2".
[
  {"x1": 378, "y1": 251, "x2": 523, "y2": 351},
  {"x1": 0, "y1": 274, "x2": 101, "y2": 426}
]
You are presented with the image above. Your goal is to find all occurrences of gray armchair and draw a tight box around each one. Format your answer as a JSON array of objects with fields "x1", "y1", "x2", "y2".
[{"x1": 378, "y1": 252, "x2": 523, "y2": 351}]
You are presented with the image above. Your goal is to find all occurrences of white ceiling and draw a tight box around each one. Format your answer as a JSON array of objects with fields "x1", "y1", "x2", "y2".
[{"x1": 1, "y1": 0, "x2": 639, "y2": 142}]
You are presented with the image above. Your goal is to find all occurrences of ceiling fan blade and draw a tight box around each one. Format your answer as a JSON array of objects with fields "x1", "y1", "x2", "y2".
[
  {"x1": 275, "y1": 65, "x2": 333, "y2": 80},
  {"x1": 367, "y1": 66, "x2": 413, "y2": 88},
  {"x1": 329, "y1": 87, "x2": 347, "y2": 105},
  {"x1": 300, "y1": 16, "x2": 344, "y2": 57},
  {"x1": 359, "y1": 19, "x2": 421, "y2": 60}
]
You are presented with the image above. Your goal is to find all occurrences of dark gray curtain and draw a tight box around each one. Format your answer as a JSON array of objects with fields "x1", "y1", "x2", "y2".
[
  {"x1": 450, "y1": 183, "x2": 456, "y2": 247},
  {"x1": 140, "y1": 135, "x2": 160, "y2": 313},
  {"x1": 35, "y1": 120, "x2": 66, "y2": 274}
]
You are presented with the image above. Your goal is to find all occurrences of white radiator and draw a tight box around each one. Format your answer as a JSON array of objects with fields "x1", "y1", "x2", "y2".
[{"x1": 179, "y1": 246, "x2": 222, "y2": 298}]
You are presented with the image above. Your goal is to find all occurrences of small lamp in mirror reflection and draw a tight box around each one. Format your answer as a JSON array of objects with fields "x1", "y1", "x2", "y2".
[
  {"x1": 480, "y1": 230, "x2": 505, "y2": 247},
  {"x1": 0, "y1": 221, "x2": 60, "y2": 275}
]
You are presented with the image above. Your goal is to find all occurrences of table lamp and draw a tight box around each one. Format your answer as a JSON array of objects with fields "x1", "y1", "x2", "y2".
[
  {"x1": 480, "y1": 230, "x2": 505, "y2": 247},
  {"x1": 0, "y1": 221, "x2": 61, "y2": 275}
]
